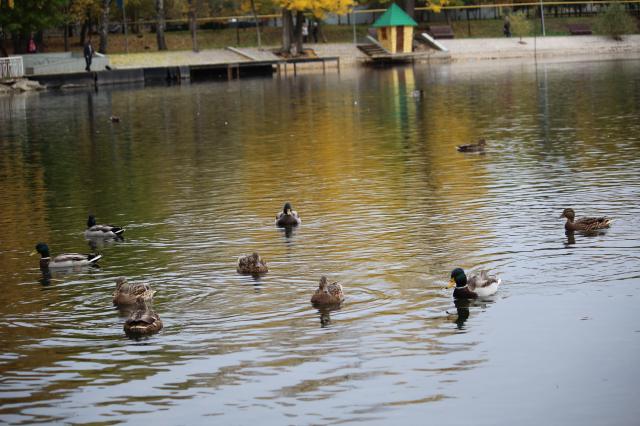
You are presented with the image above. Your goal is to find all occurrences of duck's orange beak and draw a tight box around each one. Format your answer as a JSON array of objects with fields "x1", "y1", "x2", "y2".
[
  {"x1": 30, "y1": 250, "x2": 37, "y2": 257},
  {"x1": 447, "y1": 278, "x2": 456, "y2": 288}
]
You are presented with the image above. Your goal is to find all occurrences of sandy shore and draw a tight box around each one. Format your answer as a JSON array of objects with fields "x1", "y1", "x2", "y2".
[{"x1": 108, "y1": 35, "x2": 640, "y2": 69}]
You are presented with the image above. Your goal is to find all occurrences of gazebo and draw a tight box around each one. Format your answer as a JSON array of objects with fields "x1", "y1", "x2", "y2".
[{"x1": 372, "y1": 4, "x2": 418, "y2": 54}]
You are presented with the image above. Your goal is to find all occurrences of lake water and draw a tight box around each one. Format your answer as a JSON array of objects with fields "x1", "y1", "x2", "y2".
[{"x1": 1, "y1": 58, "x2": 639, "y2": 425}]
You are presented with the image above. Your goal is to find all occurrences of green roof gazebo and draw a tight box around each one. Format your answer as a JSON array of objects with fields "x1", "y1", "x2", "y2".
[{"x1": 372, "y1": 4, "x2": 418, "y2": 54}]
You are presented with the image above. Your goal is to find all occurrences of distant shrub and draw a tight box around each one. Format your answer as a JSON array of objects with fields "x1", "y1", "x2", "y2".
[
  {"x1": 509, "y1": 11, "x2": 532, "y2": 43},
  {"x1": 596, "y1": 3, "x2": 635, "y2": 40}
]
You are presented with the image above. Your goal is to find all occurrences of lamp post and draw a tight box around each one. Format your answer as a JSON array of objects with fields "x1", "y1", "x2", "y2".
[{"x1": 539, "y1": 0, "x2": 546, "y2": 36}]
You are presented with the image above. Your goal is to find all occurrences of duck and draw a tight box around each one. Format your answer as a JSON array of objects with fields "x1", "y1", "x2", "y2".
[
  {"x1": 109, "y1": 115, "x2": 120, "y2": 123},
  {"x1": 85, "y1": 215, "x2": 125, "y2": 239},
  {"x1": 123, "y1": 300, "x2": 163, "y2": 337},
  {"x1": 237, "y1": 252, "x2": 268, "y2": 274},
  {"x1": 275, "y1": 202, "x2": 301, "y2": 227},
  {"x1": 456, "y1": 139, "x2": 487, "y2": 153},
  {"x1": 32, "y1": 242, "x2": 102, "y2": 269},
  {"x1": 448, "y1": 268, "x2": 500, "y2": 299},
  {"x1": 560, "y1": 208, "x2": 612, "y2": 232},
  {"x1": 112, "y1": 277, "x2": 156, "y2": 306},
  {"x1": 311, "y1": 276, "x2": 344, "y2": 307}
]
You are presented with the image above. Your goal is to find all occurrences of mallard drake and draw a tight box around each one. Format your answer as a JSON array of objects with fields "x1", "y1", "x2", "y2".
[
  {"x1": 448, "y1": 268, "x2": 500, "y2": 299},
  {"x1": 456, "y1": 139, "x2": 487, "y2": 153},
  {"x1": 113, "y1": 277, "x2": 156, "y2": 306},
  {"x1": 275, "y1": 202, "x2": 301, "y2": 227},
  {"x1": 109, "y1": 115, "x2": 120, "y2": 123},
  {"x1": 560, "y1": 208, "x2": 612, "y2": 232},
  {"x1": 237, "y1": 252, "x2": 268, "y2": 274},
  {"x1": 311, "y1": 276, "x2": 344, "y2": 306},
  {"x1": 123, "y1": 300, "x2": 163, "y2": 337},
  {"x1": 32, "y1": 242, "x2": 101, "y2": 269},
  {"x1": 85, "y1": 215, "x2": 125, "y2": 239}
]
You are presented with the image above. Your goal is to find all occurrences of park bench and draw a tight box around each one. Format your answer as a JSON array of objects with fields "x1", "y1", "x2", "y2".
[
  {"x1": 567, "y1": 23, "x2": 592, "y2": 35},
  {"x1": 427, "y1": 25, "x2": 455, "y2": 39}
]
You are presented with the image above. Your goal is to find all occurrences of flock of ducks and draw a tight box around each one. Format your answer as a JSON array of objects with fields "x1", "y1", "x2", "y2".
[{"x1": 32, "y1": 197, "x2": 613, "y2": 336}]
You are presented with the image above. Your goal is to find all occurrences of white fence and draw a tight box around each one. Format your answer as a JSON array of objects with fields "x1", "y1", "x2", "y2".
[{"x1": 0, "y1": 57, "x2": 25, "y2": 79}]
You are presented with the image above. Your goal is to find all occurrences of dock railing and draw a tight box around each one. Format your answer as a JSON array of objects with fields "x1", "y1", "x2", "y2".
[{"x1": 0, "y1": 57, "x2": 24, "y2": 79}]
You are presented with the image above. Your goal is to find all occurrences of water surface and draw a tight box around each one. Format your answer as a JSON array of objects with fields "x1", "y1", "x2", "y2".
[{"x1": 1, "y1": 58, "x2": 639, "y2": 425}]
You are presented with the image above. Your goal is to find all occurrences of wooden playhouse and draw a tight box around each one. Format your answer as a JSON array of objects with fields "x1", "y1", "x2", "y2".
[{"x1": 372, "y1": 4, "x2": 418, "y2": 54}]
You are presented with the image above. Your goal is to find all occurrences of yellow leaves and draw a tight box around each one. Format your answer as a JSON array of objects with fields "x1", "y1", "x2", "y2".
[
  {"x1": 276, "y1": 0, "x2": 354, "y2": 15},
  {"x1": 426, "y1": 0, "x2": 449, "y2": 14}
]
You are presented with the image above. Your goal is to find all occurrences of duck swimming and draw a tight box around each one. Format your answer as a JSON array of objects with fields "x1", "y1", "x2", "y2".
[
  {"x1": 448, "y1": 268, "x2": 501, "y2": 299},
  {"x1": 560, "y1": 208, "x2": 612, "y2": 232},
  {"x1": 113, "y1": 277, "x2": 156, "y2": 306},
  {"x1": 237, "y1": 252, "x2": 268, "y2": 274},
  {"x1": 456, "y1": 139, "x2": 487, "y2": 153},
  {"x1": 32, "y1": 242, "x2": 101, "y2": 269},
  {"x1": 123, "y1": 300, "x2": 163, "y2": 337},
  {"x1": 85, "y1": 215, "x2": 125, "y2": 239},
  {"x1": 275, "y1": 202, "x2": 301, "y2": 227},
  {"x1": 311, "y1": 276, "x2": 344, "y2": 307}
]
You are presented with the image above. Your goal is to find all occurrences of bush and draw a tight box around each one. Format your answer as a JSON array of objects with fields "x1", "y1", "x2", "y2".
[
  {"x1": 509, "y1": 11, "x2": 532, "y2": 42},
  {"x1": 596, "y1": 3, "x2": 635, "y2": 40}
]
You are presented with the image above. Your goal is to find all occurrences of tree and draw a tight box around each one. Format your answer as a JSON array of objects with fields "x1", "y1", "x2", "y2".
[
  {"x1": 509, "y1": 11, "x2": 531, "y2": 43},
  {"x1": 155, "y1": 0, "x2": 167, "y2": 50},
  {"x1": 276, "y1": 0, "x2": 354, "y2": 55},
  {"x1": 596, "y1": 3, "x2": 635, "y2": 41},
  {"x1": 98, "y1": 0, "x2": 110, "y2": 53},
  {"x1": 188, "y1": 0, "x2": 198, "y2": 51},
  {"x1": 0, "y1": 0, "x2": 68, "y2": 53}
]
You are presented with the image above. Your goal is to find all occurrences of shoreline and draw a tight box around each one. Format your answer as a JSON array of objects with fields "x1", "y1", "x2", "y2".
[
  {"x1": 2, "y1": 35, "x2": 639, "y2": 94},
  {"x1": 106, "y1": 35, "x2": 640, "y2": 68}
]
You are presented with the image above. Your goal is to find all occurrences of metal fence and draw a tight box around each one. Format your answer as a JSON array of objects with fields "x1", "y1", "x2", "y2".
[{"x1": 0, "y1": 56, "x2": 24, "y2": 79}]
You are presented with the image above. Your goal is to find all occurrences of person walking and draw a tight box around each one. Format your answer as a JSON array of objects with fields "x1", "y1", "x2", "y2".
[
  {"x1": 27, "y1": 34, "x2": 37, "y2": 53},
  {"x1": 84, "y1": 39, "x2": 94, "y2": 71},
  {"x1": 503, "y1": 16, "x2": 512, "y2": 38}
]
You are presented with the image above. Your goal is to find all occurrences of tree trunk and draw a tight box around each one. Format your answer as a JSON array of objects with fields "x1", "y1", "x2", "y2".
[
  {"x1": 281, "y1": 9, "x2": 292, "y2": 54},
  {"x1": 80, "y1": 18, "x2": 89, "y2": 46},
  {"x1": 403, "y1": 0, "x2": 415, "y2": 19},
  {"x1": 99, "y1": 0, "x2": 110, "y2": 54},
  {"x1": 64, "y1": 24, "x2": 69, "y2": 52},
  {"x1": 249, "y1": 0, "x2": 262, "y2": 48},
  {"x1": 317, "y1": 19, "x2": 327, "y2": 43},
  {"x1": 293, "y1": 11, "x2": 304, "y2": 56},
  {"x1": 155, "y1": 0, "x2": 167, "y2": 50},
  {"x1": 188, "y1": 0, "x2": 198, "y2": 51}
]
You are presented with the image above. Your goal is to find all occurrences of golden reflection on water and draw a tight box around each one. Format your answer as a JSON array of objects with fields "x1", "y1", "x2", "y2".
[{"x1": 1, "y1": 59, "x2": 640, "y2": 424}]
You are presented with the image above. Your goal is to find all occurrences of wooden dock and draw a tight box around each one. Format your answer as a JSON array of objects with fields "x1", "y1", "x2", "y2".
[{"x1": 28, "y1": 55, "x2": 341, "y2": 90}]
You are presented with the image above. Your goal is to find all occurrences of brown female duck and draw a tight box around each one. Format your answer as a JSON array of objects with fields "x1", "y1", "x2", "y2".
[
  {"x1": 275, "y1": 202, "x2": 301, "y2": 227},
  {"x1": 311, "y1": 276, "x2": 344, "y2": 307},
  {"x1": 560, "y1": 208, "x2": 612, "y2": 232},
  {"x1": 112, "y1": 277, "x2": 156, "y2": 306},
  {"x1": 237, "y1": 252, "x2": 269, "y2": 274},
  {"x1": 124, "y1": 300, "x2": 163, "y2": 337},
  {"x1": 456, "y1": 139, "x2": 487, "y2": 153}
]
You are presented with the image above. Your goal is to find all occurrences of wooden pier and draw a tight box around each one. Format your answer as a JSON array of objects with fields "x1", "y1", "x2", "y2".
[{"x1": 28, "y1": 56, "x2": 341, "y2": 90}]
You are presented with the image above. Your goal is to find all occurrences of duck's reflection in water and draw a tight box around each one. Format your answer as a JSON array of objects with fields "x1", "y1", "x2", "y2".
[
  {"x1": 38, "y1": 264, "x2": 101, "y2": 287},
  {"x1": 453, "y1": 298, "x2": 470, "y2": 329},
  {"x1": 316, "y1": 306, "x2": 342, "y2": 328},
  {"x1": 447, "y1": 298, "x2": 495, "y2": 330}
]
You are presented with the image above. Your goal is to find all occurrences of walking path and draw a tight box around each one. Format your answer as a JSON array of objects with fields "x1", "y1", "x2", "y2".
[{"x1": 106, "y1": 35, "x2": 640, "y2": 70}]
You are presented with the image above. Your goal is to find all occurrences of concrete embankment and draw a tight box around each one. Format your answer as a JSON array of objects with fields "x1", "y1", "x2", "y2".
[{"x1": 3, "y1": 35, "x2": 639, "y2": 94}]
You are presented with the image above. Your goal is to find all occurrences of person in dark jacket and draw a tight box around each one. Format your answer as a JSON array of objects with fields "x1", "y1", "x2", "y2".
[
  {"x1": 503, "y1": 16, "x2": 512, "y2": 38},
  {"x1": 84, "y1": 39, "x2": 94, "y2": 71}
]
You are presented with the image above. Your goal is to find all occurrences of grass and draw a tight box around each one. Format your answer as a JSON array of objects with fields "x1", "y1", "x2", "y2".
[{"x1": 37, "y1": 15, "x2": 638, "y2": 55}]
